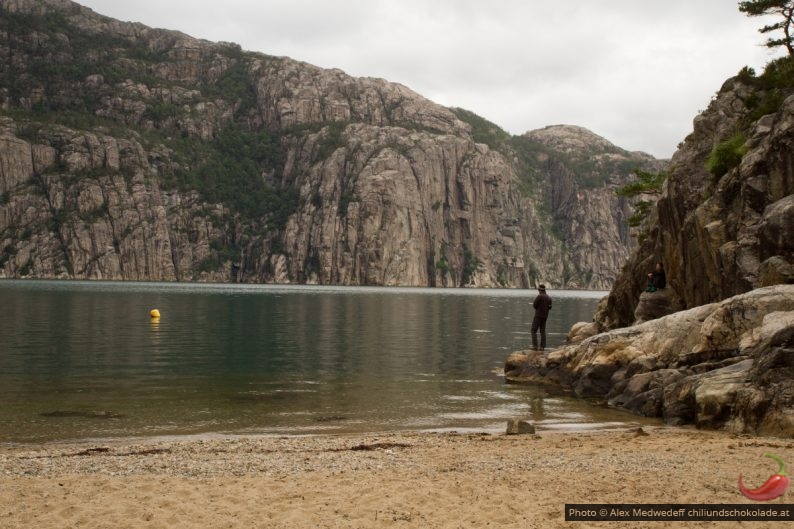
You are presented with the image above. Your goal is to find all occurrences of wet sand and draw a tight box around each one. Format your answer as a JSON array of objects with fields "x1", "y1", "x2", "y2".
[{"x1": 1, "y1": 427, "x2": 792, "y2": 528}]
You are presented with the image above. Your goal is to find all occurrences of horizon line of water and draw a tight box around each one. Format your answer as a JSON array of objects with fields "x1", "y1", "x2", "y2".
[{"x1": 0, "y1": 278, "x2": 609, "y2": 299}]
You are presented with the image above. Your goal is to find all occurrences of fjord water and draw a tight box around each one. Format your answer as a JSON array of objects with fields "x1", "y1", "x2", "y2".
[{"x1": 0, "y1": 281, "x2": 656, "y2": 444}]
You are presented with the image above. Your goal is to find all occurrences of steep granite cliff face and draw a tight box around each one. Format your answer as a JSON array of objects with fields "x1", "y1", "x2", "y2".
[
  {"x1": 596, "y1": 75, "x2": 794, "y2": 328},
  {"x1": 525, "y1": 125, "x2": 666, "y2": 289},
  {"x1": 0, "y1": 0, "x2": 659, "y2": 287}
]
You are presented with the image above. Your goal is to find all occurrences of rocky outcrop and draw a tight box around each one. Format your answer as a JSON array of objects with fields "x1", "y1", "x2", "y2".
[
  {"x1": 0, "y1": 0, "x2": 658, "y2": 287},
  {"x1": 506, "y1": 285, "x2": 794, "y2": 437},
  {"x1": 566, "y1": 320, "x2": 600, "y2": 344},
  {"x1": 596, "y1": 78, "x2": 794, "y2": 329},
  {"x1": 506, "y1": 65, "x2": 794, "y2": 436},
  {"x1": 0, "y1": 117, "x2": 235, "y2": 280},
  {"x1": 633, "y1": 289, "x2": 679, "y2": 324}
]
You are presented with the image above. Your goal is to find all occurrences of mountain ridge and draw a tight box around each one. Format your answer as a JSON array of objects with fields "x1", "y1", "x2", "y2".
[{"x1": 0, "y1": 0, "x2": 663, "y2": 288}]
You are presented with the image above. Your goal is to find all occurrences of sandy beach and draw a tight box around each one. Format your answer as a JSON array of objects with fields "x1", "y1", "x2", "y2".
[{"x1": 2, "y1": 427, "x2": 792, "y2": 528}]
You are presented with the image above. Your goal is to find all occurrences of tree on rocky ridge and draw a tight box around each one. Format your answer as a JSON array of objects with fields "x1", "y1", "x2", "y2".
[
  {"x1": 739, "y1": 0, "x2": 794, "y2": 56},
  {"x1": 615, "y1": 168, "x2": 666, "y2": 231}
]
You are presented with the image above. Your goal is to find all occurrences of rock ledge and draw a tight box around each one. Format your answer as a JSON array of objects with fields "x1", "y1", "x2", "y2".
[{"x1": 505, "y1": 285, "x2": 794, "y2": 437}]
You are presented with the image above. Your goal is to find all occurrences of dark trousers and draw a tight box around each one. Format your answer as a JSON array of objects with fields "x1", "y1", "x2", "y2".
[{"x1": 531, "y1": 315, "x2": 547, "y2": 350}]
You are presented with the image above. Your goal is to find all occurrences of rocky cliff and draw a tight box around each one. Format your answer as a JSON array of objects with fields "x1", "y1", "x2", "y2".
[
  {"x1": 596, "y1": 72, "x2": 794, "y2": 328},
  {"x1": 504, "y1": 58, "x2": 794, "y2": 436},
  {"x1": 0, "y1": 0, "x2": 661, "y2": 287},
  {"x1": 525, "y1": 125, "x2": 666, "y2": 289},
  {"x1": 506, "y1": 285, "x2": 794, "y2": 437}
]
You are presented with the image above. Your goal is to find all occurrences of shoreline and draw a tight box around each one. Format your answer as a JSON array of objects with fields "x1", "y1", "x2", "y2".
[
  {"x1": 0, "y1": 411, "x2": 664, "y2": 450},
  {"x1": 2, "y1": 427, "x2": 790, "y2": 528},
  {"x1": 0, "y1": 277, "x2": 610, "y2": 294}
]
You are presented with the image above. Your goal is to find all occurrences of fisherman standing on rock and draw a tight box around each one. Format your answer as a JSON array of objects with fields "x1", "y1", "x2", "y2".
[{"x1": 531, "y1": 284, "x2": 552, "y2": 351}]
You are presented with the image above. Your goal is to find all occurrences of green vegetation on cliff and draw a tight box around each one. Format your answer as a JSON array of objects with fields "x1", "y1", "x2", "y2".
[
  {"x1": 740, "y1": 56, "x2": 794, "y2": 121},
  {"x1": 450, "y1": 107, "x2": 510, "y2": 151},
  {"x1": 0, "y1": 5, "x2": 296, "y2": 227},
  {"x1": 706, "y1": 132, "x2": 748, "y2": 178},
  {"x1": 157, "y1": 127, "x2": 292, "y2": 224},
  {"x1": 615, "y1": 168, "x2": 666, "y2": 243},
  {"x1": 2, "y1": 7, "x2": 165, "y2": 112},
  {"x1": 705, "y1": 55, "x2": 794, "y2": 178}
]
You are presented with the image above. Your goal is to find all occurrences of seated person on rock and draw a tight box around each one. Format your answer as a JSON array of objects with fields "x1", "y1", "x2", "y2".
[{"x1": 646, "y1": 262, "x2": 666, "y2": 292}]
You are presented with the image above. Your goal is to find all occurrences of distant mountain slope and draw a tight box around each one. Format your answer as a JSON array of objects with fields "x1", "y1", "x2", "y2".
[
  {"x1": 0, "y1": 0, "x2": 663, "y2": 288},
  {"x1": 523, "y1": 125, "x2": 666, "y2": 288}
]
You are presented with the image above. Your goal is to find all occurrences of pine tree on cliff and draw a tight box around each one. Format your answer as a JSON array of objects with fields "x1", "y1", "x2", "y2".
[{"x1": 739, "y1": 0, "x2": 794, "y2": 56}]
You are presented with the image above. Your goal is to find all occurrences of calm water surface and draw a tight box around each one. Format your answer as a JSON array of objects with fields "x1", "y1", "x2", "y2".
[{"x1": 0, "y1": 280, "x2": 658, "y2": 444}]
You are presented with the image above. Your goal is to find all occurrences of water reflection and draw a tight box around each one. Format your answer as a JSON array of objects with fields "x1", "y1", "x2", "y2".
[{"x1": 0, "y1": 280, "x2": 658, "y2": 443}]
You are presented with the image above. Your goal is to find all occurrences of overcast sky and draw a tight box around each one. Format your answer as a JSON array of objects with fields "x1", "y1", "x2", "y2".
[{"x1": 76, "y1": 0, "x2": 782, "y2": 158}]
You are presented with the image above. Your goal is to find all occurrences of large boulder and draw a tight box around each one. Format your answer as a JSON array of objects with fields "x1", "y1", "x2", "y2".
[
  {"x1": 505, "y1": 285, "x2": 794, "y2": 437},
  {"x1": 633, "y1": 288, "x2": 679, "y2": 324},
  {"x1": 566, "y1": 321, "x2": 600, "y2": 344}
]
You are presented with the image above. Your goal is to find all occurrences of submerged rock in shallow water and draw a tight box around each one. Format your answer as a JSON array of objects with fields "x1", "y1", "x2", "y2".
[{"x1": 313, "y1": 415, "x2": 348, "y2": 423}]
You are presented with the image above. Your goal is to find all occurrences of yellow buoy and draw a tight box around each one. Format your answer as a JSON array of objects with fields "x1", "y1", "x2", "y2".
[{"x1": 150, "y1": 309, "x2": 161, "y2": 319}]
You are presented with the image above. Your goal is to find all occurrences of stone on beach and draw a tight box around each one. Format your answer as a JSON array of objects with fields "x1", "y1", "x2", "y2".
[{"x1": 505, "y1": 419, "x2": 535, "y2": 435}]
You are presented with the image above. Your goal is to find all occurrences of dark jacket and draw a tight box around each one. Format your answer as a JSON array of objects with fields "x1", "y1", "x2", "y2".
[
  {"x1": 533, "y1": 291, "x2": 552, "y2": 319},
  {"x1": 650, "y1": 271, "x2": 666, "y2": 289}
]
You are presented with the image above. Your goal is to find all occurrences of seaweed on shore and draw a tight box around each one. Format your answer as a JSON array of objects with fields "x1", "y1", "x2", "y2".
[
  {"x1": 39, "y1": 410, "x2": 124, "y2": 419},
  {"x1": 19, "y1": 447, "x2": 172, "y2": 459},
  {"x1": 346, "y1": 442, "x2": 411, "y2": 451}
]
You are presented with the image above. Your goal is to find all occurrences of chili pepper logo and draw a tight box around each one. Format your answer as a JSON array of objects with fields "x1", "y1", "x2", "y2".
[{"x1": 738, "y1": 453, "x2": 790, "y2": 501}]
